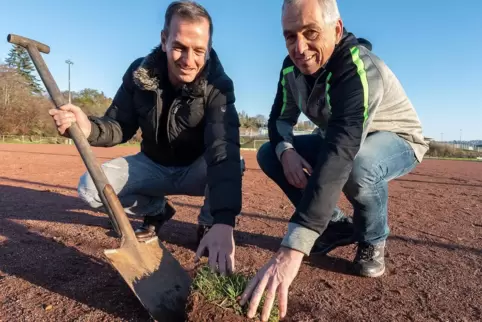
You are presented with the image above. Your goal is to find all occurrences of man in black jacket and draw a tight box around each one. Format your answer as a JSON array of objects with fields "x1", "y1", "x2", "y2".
[{"x1": 49, "y1": 1, "x2": 243, "y2": 274}]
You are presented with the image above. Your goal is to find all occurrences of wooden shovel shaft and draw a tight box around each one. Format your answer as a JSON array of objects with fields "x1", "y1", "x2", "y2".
[
  {"x1": 103, "y1": 184, "x2": 138, "y2": 243},
  {"x1": 8, "y1": 34, "x2": 129, "y2": 238}
]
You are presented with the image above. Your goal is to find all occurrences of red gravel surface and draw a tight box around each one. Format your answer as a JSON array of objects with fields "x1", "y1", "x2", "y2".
[{"x1": 0, "y1": 144, "x2": 481, "y2": 322}]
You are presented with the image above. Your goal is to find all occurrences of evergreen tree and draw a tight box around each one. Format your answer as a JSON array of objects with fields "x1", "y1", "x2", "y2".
[{"x1": 5, "y1": 45, "x2": 42, "y2": 94}]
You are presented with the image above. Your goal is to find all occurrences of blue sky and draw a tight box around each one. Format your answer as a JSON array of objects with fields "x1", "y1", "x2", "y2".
[{"x1": 1, "y1": 0, "x2": 481, "y2": 140}]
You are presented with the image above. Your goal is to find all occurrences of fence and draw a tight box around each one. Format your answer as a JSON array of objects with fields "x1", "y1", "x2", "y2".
[
  {"x1": 0, "y1": 135, "x2": 72, "y2": 145},
  {"x1": 434, "y1": 142, "x2": 482, "y2": 153},
  {"x1": 0, "y1": 134, "x2": 270, "y2": 150},
  {"x1": 239, "y1": 131, "x2": 314, "y2": 150},
  {"x1": 3, "y1": 135, "x2": 481, "y2": 154},
  {"x1": 239, "y1": 135, "x2": 268, "y2": 150}
]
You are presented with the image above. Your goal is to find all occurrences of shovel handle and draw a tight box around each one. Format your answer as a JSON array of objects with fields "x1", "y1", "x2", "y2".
[
  {"x1": 7, "y1": 34, "x2": 50, "y2": 54},
  {"x1": 7, "y1": 34, "x2": 127, "y2": 238},
  {"x1": 103, "y1": 184, "x2": 138, "y2": 243}
]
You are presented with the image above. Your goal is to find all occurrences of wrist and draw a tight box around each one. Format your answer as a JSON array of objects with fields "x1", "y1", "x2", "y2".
[
  {"x1": 86, "y1": 119, "x2": 98, "y2": 142},
  {"x1": 279, "y1": 246, "x2": 305, "y2": 261},
  {"x1": 212, "y1": 212, "x2": 237, "y2": 227},
  {"x1": 212, "y1": 223, "x2": 233, "y2": 231},
  {"x1": 280, "y1": 222, "x2": 320, "y2": 255},
  {"x1": 280, "y1": 148, "x2": 295, "y2": 161},
  {"x1": 275, "y1": 141, "x2": 295, "y2": 161}
]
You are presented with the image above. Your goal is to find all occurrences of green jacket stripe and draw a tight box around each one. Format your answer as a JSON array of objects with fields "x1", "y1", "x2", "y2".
[
  {"x1": 280, "y1": 66, "x2": 294, "y2": 115},
  {"x1": 350, "y1": 47, "x2": 369, "y2": 126}
]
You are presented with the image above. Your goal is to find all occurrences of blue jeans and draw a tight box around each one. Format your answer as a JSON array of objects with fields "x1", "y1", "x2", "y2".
[
  {"x1": 257, "y1": 131, "x2": 419, "y2": 244},
  {"x1": 78, "y1": 152, "x2": 245, "y2": 226}
]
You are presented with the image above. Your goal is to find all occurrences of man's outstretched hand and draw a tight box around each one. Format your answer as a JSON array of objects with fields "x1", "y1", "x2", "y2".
[
  {"x1": 195, "y1": 223, "x2": 235, "y2": 276},
  {"x1": 239, "y1": 247, "x2": 304, "y2": 321}
]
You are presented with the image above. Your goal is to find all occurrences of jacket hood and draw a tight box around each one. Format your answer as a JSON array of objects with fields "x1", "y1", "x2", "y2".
[
  {"x1": 357, "y1": 37, "x2": 372, "y2": 51},
  {"x1": 336, "y1": 29, "x2": 360, "y2": 53},
  {"x1": 133, "y1": 45, "x2": 224, "y2": 97}
]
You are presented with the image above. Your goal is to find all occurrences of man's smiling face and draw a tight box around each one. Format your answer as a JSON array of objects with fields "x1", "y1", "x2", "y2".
[{"x1": 282, "y1": 0, "x2": 343, "y2": 75}]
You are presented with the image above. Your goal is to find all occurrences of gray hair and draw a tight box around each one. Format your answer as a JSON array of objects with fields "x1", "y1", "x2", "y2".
[
  {"x1": 163, "y1": 1, "x2": 213, "y2": 47},
  {"x1": 283, "y1": 0, "x2": 341, "y2": 26}
]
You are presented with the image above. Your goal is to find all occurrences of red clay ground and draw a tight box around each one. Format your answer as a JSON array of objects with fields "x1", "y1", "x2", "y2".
[{"x1": 0, "y1": 143, "x2": 481, "y2": 322}]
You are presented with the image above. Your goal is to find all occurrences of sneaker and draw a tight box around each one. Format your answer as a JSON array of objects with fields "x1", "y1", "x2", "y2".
[
  {"x1": 353, "y1": 241, "x2": 386, "y2": 277},
  {"x1": 310, "y1": 216, "x2": 355, "y2": 256},
  {"x1": 134, "y1": 199, "x2": 176, "y2": 242}
]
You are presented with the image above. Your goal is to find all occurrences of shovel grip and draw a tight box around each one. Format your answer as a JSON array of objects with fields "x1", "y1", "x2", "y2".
[{"x1": 7, "y1": 34, "x2": 50, "y2": 54}]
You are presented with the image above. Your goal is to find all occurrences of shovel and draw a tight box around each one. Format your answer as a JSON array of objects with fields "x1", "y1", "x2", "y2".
[{"x1": 6, "y1": 34, "x2": 191, "y2": 321}]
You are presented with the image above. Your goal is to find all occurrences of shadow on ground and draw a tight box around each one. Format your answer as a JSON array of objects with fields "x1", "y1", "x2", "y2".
[
  {"x1": 1, "y1": 184, "x2": 480, "y2": 320},
  {"x1": 0, "y1": 185, "x2": 282, "y2": 320},
  {"x1": 0, "y1": 185, "x2": 150, "y2": 321}
]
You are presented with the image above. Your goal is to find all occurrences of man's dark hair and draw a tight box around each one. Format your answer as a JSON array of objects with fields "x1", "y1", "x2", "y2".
[{"x1": 163, "y1": 1, "x2": 213, "y2": 48}]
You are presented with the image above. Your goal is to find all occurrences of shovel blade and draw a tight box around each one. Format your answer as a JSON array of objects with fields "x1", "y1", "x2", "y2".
[{"x1": 104, "y1": 237, "x2": 191, "y2": 321}]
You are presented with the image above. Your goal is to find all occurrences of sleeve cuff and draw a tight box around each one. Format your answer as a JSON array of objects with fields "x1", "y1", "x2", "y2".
[
  {"x1": 275, "y1": 141, "x2": 295, "y2": 161},
  {"x1": 212, "y1": 212, "x2": 237, "y2": 227},
  {"x1": 86, "y1": 119, "x2": 100, "y2": 144},
  {"x1": 281, "y1": 222, "x2": 320, "y2": 255}
]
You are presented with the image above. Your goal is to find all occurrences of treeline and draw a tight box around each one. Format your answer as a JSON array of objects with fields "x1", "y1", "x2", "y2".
[
  {"x1": 0, "y1": 64, "x2": 55, "y2": 135},
  {"x1": 1, "y1": 44, "x2": 271, "y2": 138},
  {"x1": 426, "y1": 142, "x2": 482, "y2": 159},
  {"x1": 6, "y1": 46, "x2": 472, "y2": 157},
  {"x1": 1, "y1": 45, "x2": 113, "y2": 137},
  {"x1": 238, "y1": 111, "x2": 267, "y2": 129},
  {"x1": 0, "y1": 63, "x2": 113, "y2": 136}
]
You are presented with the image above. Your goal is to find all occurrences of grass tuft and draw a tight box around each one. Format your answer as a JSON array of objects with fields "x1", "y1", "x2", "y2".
[{"x1": 191, "y1": 265, "x2": 279, "y2": 322}]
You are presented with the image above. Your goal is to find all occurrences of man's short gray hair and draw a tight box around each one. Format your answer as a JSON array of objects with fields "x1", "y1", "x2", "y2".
[
  {"x1": 283, "y1": 0, "x2": 341, "y2": 26},
  {"x1": 163, "y1": 1, "x2": 213, "y2": 47}
]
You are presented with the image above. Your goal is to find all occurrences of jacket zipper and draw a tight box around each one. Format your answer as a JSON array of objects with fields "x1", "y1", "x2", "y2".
[
  {"x1": 154, "y1": 90, "x2": 161, "y2": 144},
  {"x1": 306, "y1": 69, "x2": 327, "y2": 107},
  {"x1": 155, "y1": 87, "x2": 183, "y2": 149},
  {"x1": 166, "y1": 99, "x2": 180, "y2": 148}
]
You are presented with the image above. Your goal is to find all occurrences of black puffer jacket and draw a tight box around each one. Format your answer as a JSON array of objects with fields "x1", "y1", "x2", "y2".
[{"x1": 86, "y1": 46, "x2": 242, "y2": 227}]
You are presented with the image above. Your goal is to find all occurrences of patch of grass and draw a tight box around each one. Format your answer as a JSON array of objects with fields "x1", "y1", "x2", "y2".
[
  {"x1": 191, "y1": 266, "x2": 279, "y2": 322},
  {"x1": 118, "y1": 141, "x2": 141, "y2": 147}
]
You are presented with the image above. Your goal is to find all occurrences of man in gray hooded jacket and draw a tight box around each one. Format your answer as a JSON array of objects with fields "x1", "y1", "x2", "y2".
[{"x1": 240, "y1": 0, "x2": 429, "y2": 320}]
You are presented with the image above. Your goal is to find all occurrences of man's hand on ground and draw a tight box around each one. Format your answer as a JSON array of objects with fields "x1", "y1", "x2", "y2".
[
  {"x1": 280, "y1": 149, "x2": 312, "y2": 189},
  {"x1": 195, "y1": 223, "x2": 235, "y2": 275},
  {"x1": 48, "y1": 104, "x2": 92, "y2": 138},
  {"x1": 239, "y1": 247, "x2": 304, "y2": 321}
]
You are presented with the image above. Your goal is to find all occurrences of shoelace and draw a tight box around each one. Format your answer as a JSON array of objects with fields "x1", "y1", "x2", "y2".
[{"x1": 354, "y1": 243, "x2": 375, "y2": 261}]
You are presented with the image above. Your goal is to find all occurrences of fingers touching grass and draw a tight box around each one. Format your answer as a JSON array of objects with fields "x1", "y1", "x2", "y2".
[{"x1": 191, "y1": 266, "x2": 279, "y2": 322}]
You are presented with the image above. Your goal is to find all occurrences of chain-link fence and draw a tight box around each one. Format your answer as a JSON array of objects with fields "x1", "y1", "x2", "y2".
[
  {"x1": 240, "y1": 135, "x2": 268, "y2": 150},
  {"x1": 0, "y1": 135, "x2": 72, "y2": 145},
  {"x1": 0, "y1": 134, "x2": 270, "y2": 150}
]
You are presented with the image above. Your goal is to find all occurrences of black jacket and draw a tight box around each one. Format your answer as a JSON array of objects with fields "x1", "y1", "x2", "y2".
[{"x1": 86, "y1": 46, "x2": 242, "y2": 227}]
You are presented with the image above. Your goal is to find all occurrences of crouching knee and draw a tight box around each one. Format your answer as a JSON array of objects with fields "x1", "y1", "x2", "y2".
[
  {"x1": 77, "y1": 172, "x2": 103, "y2": 209},
  {"x1": 344, "y1": 158, "x2": 381, "y2": 196},
  {"x1": 256, "y1": 142, "x2": 276, "y2": 171}
]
